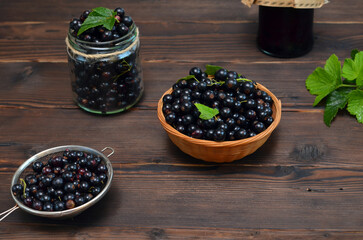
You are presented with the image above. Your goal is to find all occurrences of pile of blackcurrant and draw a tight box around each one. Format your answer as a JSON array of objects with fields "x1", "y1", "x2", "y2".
[
  {"x1": 11, "y1": 150, "x2": 108, "y2": 211},
  {"x1": 70, "y1": 57, "x2": 143, "y2": 113},
  {"x1": 68, "y1": 7, "x2": 143, "y2": 114},
  {"x1": 69, "y1": 7, "x2": 133, "y2": 42},
  {"x1": 162, "y1": 66, "x2": 274, "y2": 141}
]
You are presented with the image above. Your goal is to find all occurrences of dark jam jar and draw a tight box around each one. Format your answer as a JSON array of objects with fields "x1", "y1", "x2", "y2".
[
  {"x1": 66, "y1": 24, "x2": 143, "y2": 114},
  {"x1": 257, "y1": 6, "x2": 314, "y2": 58}
]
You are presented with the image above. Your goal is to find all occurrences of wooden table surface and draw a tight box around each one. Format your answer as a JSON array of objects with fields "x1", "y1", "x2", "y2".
[{"x1": 1, "y1": 0, "x2": 363, "y2": 239}]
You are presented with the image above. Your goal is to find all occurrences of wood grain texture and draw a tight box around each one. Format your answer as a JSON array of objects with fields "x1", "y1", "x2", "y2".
[
  {"x1": 0, "y1": 109, "x2": 362, "y2": 167},
  {"x1": 0, "y1": 22, "x2": 362, "y2": 63},
  {"x1": 1, "y1": 167, "x2": 363, "y2": 232},
  {"x1": 0, "y1": 61, "x2": 357, "y2": 109},
  {"x1": 1, "y1": 0, "x2": 363, "y2": 238},
  {"x1": 0, "y1": 0, "x2": 362, "y2": 22}
]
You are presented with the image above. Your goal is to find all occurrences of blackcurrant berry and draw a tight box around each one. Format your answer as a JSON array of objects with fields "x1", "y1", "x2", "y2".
[
  {"x1": 180, "y1": 101, "x2": 192, "y2": 114},
  {"x1": 32, "y1": 161, "x2": 44, "y2": 173},
  {"x1": 64, "y1": 193, "x2": 75, "y2": 201},
  {"x1": 245, "y1": 109, "x2": 257, "y2": 120},
  {"x1": 12, "y1": 184, "x2": 23, "y2": 196},
  {"x1": 242, "y1": 82, "x2": 255, "y2": 95},
  {"x1": 191, "y1": 128, "x2": 203, "y2": 139},
  {"x1": 182, "y1": 115, "x2": 194, "y2": 126},
  {"x1": 163, "y1": 94, "x2": 173, "y2": 104},
  {"x1": 64, "y1": 182, "x2": 76, "y2": 193},
  {"x1": 235, "y1": 129, "x2": 248, "y2": 139},
  {"x1": 122, "y1": 16, "x2": 133, "y2": 27},
  {"x1": 53, "y1": 200, "x2": 65, "y2": 211},
  {"x1": 236, "y1": 93, "x2": 247, "y2": 102},
  {"x1": 84, "y1": 193, "x2": 94, "y2": 202},
  {"x1": 114, "y1": 7, "x2": 125, "y2": 18},
  {"x1": 197, "y1": 82, "x2": 207, "y2": 92},
  {"x1": 52, "y1": 177, "x2": 64, "y2": 189},
  {"x1": 117, "y1": 23, "x2": 129, "y2": 36},
  {"x1": 90, "y1": 176, "x2": 101, "y2": 186},
  {"x1": 99, "y1": 173, "x2": 108, "y2": 184},
  {"x1": 23, "y1": 197, "x2": 33, "y2": 208},
  {"x1": 214, "y1": 69, "x2": 228, "y2": 81},
  {"x1": 226, "y1": 131, "x2": 236, "y2": 141},
  {"x1": 265, "y1": 107, "x2": 273, "y2": 116},
  {"x1": 245, "y1": 99, "x2": 256, "y2": 109},
  {"x1": 254, "y1": 121, "x2": 266, "y2": 133},
  {"x1": 264, "y1": 95, "x2": 272, "y2": 103},
  {"x1": 25, "y1": 174, "x2": 38, "y2": 186},
  {"x1": 220, "y1": 107, "x2": 232, "y2": 119},
  {"x1": 189, "y1": 67, "x2": 203, "y2": 79},
  {"x1": 165, "y1": 113, "x2": 176, "y2": 124},
  {"x1": 225, "y1": 78, "x2": 237, "y2": 91},
  {"x1": 264, "y1": 116, "x2": 274, "y2": 126},
  {"x1": 69, "y1": 18, "x2": 82, "y2": 32},
  {"x1": 213, "y1": 128, "x2": 226, "y2": 141},
  {"x1": 223, "y1": 96, "x2": 235, "y2": 108},
  {"x1": 32, "y1": 199, "x2": 43, "y2": 211},
  {"x1": 91, "y1": 186, "x2": 102, "y2": 195}
]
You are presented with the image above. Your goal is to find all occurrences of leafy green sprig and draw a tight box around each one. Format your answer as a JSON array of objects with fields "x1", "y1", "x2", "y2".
[
  {"x1": 78, "y1": 7, "x2": 118, "y2": 36},
  {"x1": 194, "y1": 103, "x2": 219, "y2": 120},
  {"x1": 306, "y1": 49, "x2": 363, "y2": 126}
]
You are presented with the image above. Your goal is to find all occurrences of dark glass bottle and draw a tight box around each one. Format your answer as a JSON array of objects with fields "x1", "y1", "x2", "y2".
[{"x1": 257, "y1": 6, "x2": 314, "y2": 58}]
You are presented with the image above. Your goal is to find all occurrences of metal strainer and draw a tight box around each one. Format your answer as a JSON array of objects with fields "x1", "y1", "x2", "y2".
[{"x1": 2, "y1": 145, "x2": 114, "y2": 220}]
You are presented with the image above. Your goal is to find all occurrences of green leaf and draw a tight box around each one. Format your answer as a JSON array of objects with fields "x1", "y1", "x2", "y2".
[
  {"x1": 324, "y1": 54, "x2": 341, "y2": 83},
  {"x1": 103, "y1": 15, "x2": 117, "y2": 30},
  {"x1": 351, "y1": 49, "x2": 359, "y2": 60},
  {"x1": 342, "y1": 58, "x2": 358, "y2": 80},
  {"x1": 205, "y1": 65, "x2": 224, "y2": 76},
  {"x1": 91, "y1": 7, "x2": 114, "y2": 17},
  {"x1": 306, "y1": 67, "x2": 341, "y2": 106},
  {"x1": 347, "y1": 89, "x2": 363, "y2": 124},
  {"x1": 77, "y1": 7, "x2": 116, "y2": 36},
  {"x1": 343, "y1": 51, "x2": 363, "y2": 86},
  {"x1": 323, "y1": 88, "x2": 352, "y2": 126},
  {"x1": 194, "y1": 103, "x2": 219, "y2": 120},
  {"x1": 355, "y1": 52, "x2": 363, "y2": 86},
  {"x1": 177, "y1": 75, "x2": 199, "y2": 83}
]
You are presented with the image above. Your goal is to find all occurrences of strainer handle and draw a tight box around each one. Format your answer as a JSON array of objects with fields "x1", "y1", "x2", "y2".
[
  {"x1": 101, "y1": 147, "x2": 114, "y2": 158},
  {"x1": 0, "y1": 205, "x2": 19, "y2": 222}
]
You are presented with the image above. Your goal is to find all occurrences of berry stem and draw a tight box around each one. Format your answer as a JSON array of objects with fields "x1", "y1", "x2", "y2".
[
  {"x1": 338, "y1": 84, "x2": 358, "y2": 88},
  {"x1": 111, "y1": 59, "x2": 131, "y2": 82},
  {"x1": 19, "y1": 178, "x2": 27, "y2": 199},
  {"x1": 236, "y1": 78, "x2": 253, "y2": 82}
]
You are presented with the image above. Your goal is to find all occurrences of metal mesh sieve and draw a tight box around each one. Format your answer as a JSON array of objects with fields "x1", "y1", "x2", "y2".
[{"x1": 4, "y1": 145, "x2": 114, "y2": 220}]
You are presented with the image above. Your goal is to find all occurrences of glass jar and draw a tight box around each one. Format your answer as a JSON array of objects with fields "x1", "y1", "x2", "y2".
[
  {"x1": 66, "y1": 24, "x2": 143, "y2": 114},
  {"x1": 257, "y1": 6, "x2": 314, "y2": 58}
]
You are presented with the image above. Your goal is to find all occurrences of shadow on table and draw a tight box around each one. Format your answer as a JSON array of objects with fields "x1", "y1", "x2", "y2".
[
  {"x1": 13, "y1": 185, "x2": 121, "y2": 228},
  {"x1": 163, "y1": 127, "x2": 281, "y2": 176}
]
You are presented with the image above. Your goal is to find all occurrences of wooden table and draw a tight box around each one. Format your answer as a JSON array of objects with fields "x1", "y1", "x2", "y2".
[{"x1": 1, "y1": 0, "x2": 362, "y2": 239}]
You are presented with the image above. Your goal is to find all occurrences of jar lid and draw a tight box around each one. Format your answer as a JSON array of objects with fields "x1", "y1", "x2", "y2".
[{"x1": 241, "y1": 0, "x2": 329, "y2": 8}]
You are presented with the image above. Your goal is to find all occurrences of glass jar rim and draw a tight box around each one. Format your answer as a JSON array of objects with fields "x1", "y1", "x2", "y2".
[{"x1": 67, "y1": 23, "x2": 137, "y2": 50}]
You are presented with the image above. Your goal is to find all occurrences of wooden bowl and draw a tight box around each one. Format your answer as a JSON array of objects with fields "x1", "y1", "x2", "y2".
[{"x1": 157, "y1": 83, "x2": 282, "y2": 163}]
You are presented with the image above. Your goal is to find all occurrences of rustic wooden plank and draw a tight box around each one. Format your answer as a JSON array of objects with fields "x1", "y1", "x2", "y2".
[
  {"x1": 0, "y1": 109, "x2": 362, "y2": 167},
  {"x1": 0, "y1": 224, "x2": 362, "y2": 239},
  {"x1": 0, "y1": 22, "x2": 362, "y2": 63},
  {"x1": 1, "y1": 167, "x2": 363, "y2": 230},
  {"x1": 0, "y1": 0, "x2": 362, "y2": 23},
  {"x1": 0, "y1": 61, "x2": 354, "y2": 109}
]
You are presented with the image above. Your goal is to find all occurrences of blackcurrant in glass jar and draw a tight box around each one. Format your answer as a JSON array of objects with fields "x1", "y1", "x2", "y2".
[
  {"x1": 66, "y1": 22, "x2": 143, "y2": 114},
  {"x1": 257, "y1": 6, "x2": 314, "y2": 58}
]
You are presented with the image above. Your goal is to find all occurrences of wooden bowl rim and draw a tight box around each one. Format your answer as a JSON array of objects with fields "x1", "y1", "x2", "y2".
[{"x1": 157, "y1": 83, "x2": 282, "y2": 147}]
